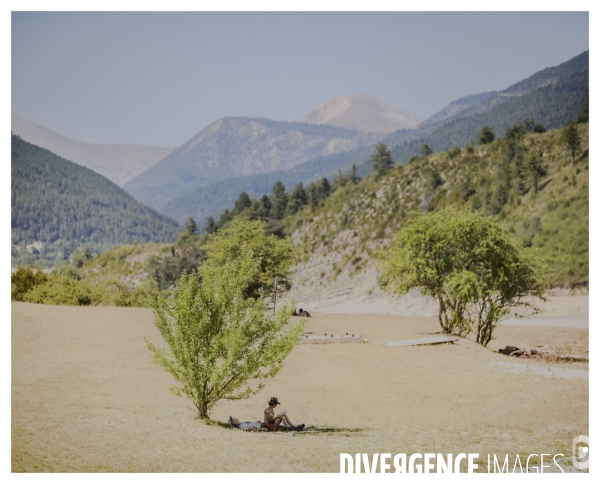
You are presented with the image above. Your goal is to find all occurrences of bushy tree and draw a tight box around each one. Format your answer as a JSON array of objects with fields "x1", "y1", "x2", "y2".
[
  {"x1": 146, "y1": 249, "x2": 305, "y2": 419},
  {"x1": 379, "y1": 208, "x2": 547, "y2": 346},
  {"x1": 203, "y1": 217, "x2": 298, "y2": 300},
  {"x1": 11, "y1": 265, "x2": 49, "y2": 301},
  {"x1": 370, "y1": 143, "x2": 394, "y2": 178},
  {"x1": 478, "y1": 126, "x2": 495, "y2": 145}
]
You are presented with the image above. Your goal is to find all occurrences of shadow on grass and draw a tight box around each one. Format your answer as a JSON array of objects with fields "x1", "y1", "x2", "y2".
[
  {"x1": 202, "y1": 418, "x2": 231, "y2": 429},
  {"x1": 201, "y1": 419, "x2": 363, "y2": 435},
  {"x1": 301, "y1": 426, "x2": 363, "y2": 435}
]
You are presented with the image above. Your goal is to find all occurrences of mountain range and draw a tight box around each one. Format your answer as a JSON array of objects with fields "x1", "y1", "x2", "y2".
[
  {"x1": 12, "y1": 51, "x2": 589, "y2": 230},
  {"x1": 11, "y1": 114, "x2": 175, "y2": 186},
  {"x1": 151, "y1": 51, "x2": 589, "y2": 224},
  {"x1": 123, "y1": 117, "x2": 382, "y2": 211},
  {"x1": 11, "y1": 134, "x2": 179, "y2": 265},
  {"x1": 300, "y1": 92, "x2": 421, "y2": 133}
]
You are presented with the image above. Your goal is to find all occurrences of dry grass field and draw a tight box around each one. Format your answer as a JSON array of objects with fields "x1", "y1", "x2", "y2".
[{"x1": 12, "y1": 302, "x2": 588, "y2": 472}]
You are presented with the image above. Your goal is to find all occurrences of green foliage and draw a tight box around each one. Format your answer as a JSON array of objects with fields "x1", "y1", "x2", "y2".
[
  {"x1": 478, "y1": 126, "x2": 495, "y2": 145},
  {"x1": 11, "y1": 135, "x2": 179, "y2": 265},
  {"x1": 379, "y1": 208, "x2": 548, "y2": 346},
  {"x1": 184, "y1": 217, "x2": 198, "y2": 236},
  {"x1": 146, "y1": 249, "x2": 305, "y2": 419},
  {"x1": 561, "y1": 121, "x2": 581, "y2": 165},
  {"x1": 446, "y1": 146, "x2": 461, "y2": 159},
  {"x1": 22, "y1": 275, "x2": 100, "y2": 306},
  {"x1": 270, "y1": 181, "x2": 289, "y2": 220},
  {"x1": 420, "y1": 142, "x2": 433, "y2": 156},
  {"x1": 203, "y1": 217, "x2": 298, "y2": 300},
  {"x1": 11, "y1": 266, "x2": 49, "y2": 301},
  {"x1": 370, "y1": 143, "x2": 394, "y2": 178}
]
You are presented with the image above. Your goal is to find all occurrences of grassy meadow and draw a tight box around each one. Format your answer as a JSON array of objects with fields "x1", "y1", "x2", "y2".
[{"x1": 12, "y1": 302, "x2": 588, "y2": 472}]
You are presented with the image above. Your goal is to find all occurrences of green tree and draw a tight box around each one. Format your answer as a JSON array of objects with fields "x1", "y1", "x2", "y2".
[
  {"x1": 533, "y1": 123, "x2": 546, "y2": 133},
  {"x1": 258, "y1": 194, "x2": 272, "y2": 219},
  {"x1": 233, "y1": 191, "x2": 252, "y2": 215},
  {"x1": 317, "y1": 177, "x2": 331, "y2": 203},
  {"x1": 285, "y1": 182, "x2": 308, "y2": 216},
  {"x1": 478, "y1": 126, "x2": 495, "y2": 145},
  {"x1": 184, "y1": 217, "x2": 198, "y2": 236},
  {"x1": 561, "y1": 121, "x2": 581, "y2": 165},
  {"x1": 370, "y1": 143, "x2": 394, "y2": 178},
  {"x1": 11, "y1": 265, "x2": 49, "y2": 301},
  {"x1": 202, "y1": 216, "x2": 218, "y2": 236},
  {"x1": 146, "y1": 249, "x2": 305, "y2": 419},
  {"x1": 270, "y1": 181, "x2": 289, "y2": 220},
  {"x1": 420, "y1": 142, "x2": 433, "y2": 156},
  {"x1": 526, "y1": 151, "x2": 547, "y2": 194},
  {"x1": 203, "y1": 217, "x2": 298, "y2": 300},
  {"x1": 379, "y1": 208, "x2": 547, "y2": 346},
  {"x1": 306, "y1": 182, "x2": 319, "y2": 210}
]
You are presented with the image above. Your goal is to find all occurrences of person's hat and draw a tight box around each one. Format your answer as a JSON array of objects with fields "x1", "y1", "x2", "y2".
[{"x1": 268, "y1": 397, "x2": 281, "y2": 405}]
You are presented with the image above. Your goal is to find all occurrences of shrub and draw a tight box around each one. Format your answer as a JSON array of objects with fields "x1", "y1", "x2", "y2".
[{"x1": 11, "y1": 266, "x2": 48, "y2": 301}]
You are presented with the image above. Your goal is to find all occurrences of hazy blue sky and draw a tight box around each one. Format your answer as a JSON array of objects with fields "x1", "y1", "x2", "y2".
[{"x1": 12, "y1": 11, "x2": 588, "y2": 147}]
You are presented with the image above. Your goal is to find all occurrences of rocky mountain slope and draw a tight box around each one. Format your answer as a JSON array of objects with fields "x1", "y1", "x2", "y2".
[
  {"x1": 301, "y1": 92, "x2": 421, "y2": 133},
  {"x1": 283, "y1": 123, "x2": 589, "y2": 311},
  {"x1": 11, "y1": 114, "x2": 174, "y2": 186},
  {"x1": 124, "y1": 116, "x2": 381, "y2": 211}
]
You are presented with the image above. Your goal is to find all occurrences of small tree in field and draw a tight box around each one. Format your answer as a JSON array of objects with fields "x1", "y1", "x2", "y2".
[
  {"x1": 146, "y1": 249, "x2": 305, "y2": 419},
  {"x1": 379, "y1": 208, "x2": 547, "y2": 346}
]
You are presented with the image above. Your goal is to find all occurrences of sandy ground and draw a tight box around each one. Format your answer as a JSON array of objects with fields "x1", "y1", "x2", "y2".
[{"x1": 12, "y1": 301, "x2": 588, "y2": 473}]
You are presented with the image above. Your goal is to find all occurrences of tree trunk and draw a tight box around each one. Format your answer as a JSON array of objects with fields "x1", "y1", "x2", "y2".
[{"x1": 438, "y1": 297, "x2": 448, "y2": 333}]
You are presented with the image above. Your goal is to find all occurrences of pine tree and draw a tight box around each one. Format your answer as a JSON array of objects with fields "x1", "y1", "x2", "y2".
[
  {"x1": 478, "y1": 126, "x2": 495, "y2": 145},
  {"x1": 269, "y1": 181, "x2": 288, "y2": 220},
  {"x1": 317, "y1": 177, "x2": 331, "y2": 203},
  {"x1": 420, "y1": 142, "x2": 433, "y2": 156},
  {"x1": 285, "y1": 183, "x2": 308, "y2": 216},
  {"x1": 561, "y1": 121, "x2": 581, "y2": 166},
  {"x1": 370, "y1": 143, "x2": 394, "y2": 178}
]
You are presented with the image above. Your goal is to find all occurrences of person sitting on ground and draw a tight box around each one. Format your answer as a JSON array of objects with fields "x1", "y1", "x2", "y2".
[
  {"x1": 228, "y1": 416, "x2": 268, "y2": 432},
  {"x1": 264, "y1": 397, "x2": 305, "y2": 430}
]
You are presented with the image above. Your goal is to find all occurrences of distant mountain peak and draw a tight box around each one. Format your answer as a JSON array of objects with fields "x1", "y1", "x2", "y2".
[{"x1": 301, "y1": 93, "x2": 421, "y2": 133}]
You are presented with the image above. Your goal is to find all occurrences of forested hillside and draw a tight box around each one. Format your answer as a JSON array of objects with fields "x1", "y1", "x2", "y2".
[
  {"x1": 383, "y1": 51, "x2": 589, "y2": 162},
  {"x1": 124, "y1": 116, "x2": 381, "y2": 211},
  {"x1": 284, "y1": 122, "x2": 589, "y2": 296},
  {"x1": 11, "y1": 135, "x2": 179, "y2": 266},
  {"x1": 158, "y1": 51, "x2": 588, "y2": 225}
]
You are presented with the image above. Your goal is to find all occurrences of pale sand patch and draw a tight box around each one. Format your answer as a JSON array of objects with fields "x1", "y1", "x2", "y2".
[{"x1": 12, "y1": 302, "x2": 588, "y2": 472}]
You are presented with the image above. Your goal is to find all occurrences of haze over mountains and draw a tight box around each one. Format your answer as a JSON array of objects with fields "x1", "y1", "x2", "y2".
[
  {"x1": 11, "y1": 114, "x2": 175, "y2": 186},
  {"x1": 12, "y1": 50, "x2": 589, "y2": 234},
  {"x1": 301, "y1": 92, "x2": 421, "y2": 133},
  {"x1": 154, "y1": 51, "x2": 589, "y2": 224},
  {"x1": 123, "y1": 117, "x2": 382, "y2": 211}
]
